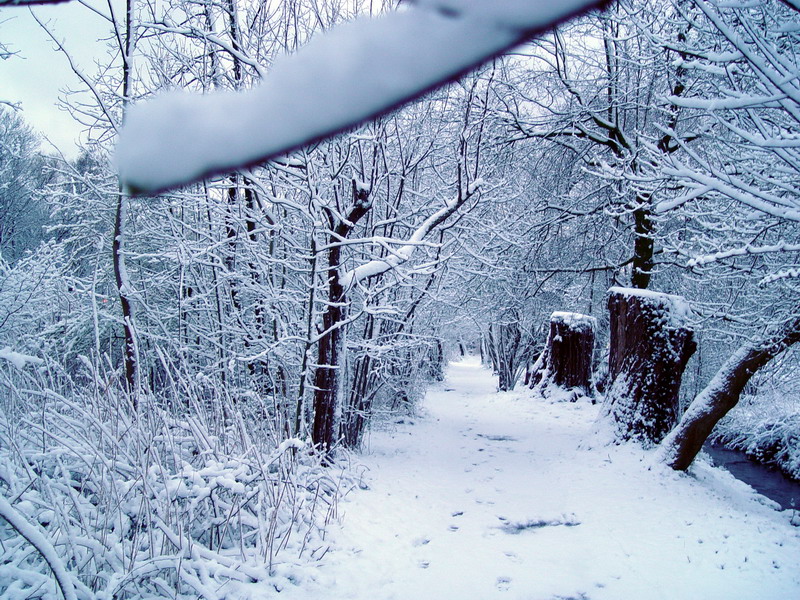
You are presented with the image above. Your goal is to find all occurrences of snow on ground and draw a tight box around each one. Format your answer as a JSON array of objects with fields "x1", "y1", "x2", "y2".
[{"x1": 281, "y1": 357, "x2": 800, "y2": 600}]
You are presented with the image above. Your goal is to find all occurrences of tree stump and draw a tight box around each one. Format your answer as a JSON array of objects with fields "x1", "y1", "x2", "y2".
[
  {"x1": 601, "y1": 287, "x2": 696, "y2": 446},
  {"x1": 530, "y1": 312, "x2": 597, "y2": 402}
]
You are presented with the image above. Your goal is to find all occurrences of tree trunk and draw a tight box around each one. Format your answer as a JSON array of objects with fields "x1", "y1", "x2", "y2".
[
  {"x1": 530, "y1": 312, "x2": 596, "y2": 402},
  {"x1": 113, "y1": 193, "x2": 137, "y2": 399},
  {"x1": 485, "y1": 323, "x2": 523, "y2": 391},
  {"x1": 428, "y1": 339, "x2": 445, "y2": 382},
  {"x1": 631, "y1": 202, "x2": 654, "y2": 290},
  {"x1": 601, "y1": 287, "x2": 696, "y2": 446},
  {"x1": 659, "y1": 317, "x2": 800, "y2": 470},
  {"x1": 311, "y1": 183, "x2": 371, "y2": 456},
  {"x1": 114, "y1": 0, "x2": 137, "y2": 405},
  {"x1": 342, "y1": 315, "x2": 376, "y2": 449}
]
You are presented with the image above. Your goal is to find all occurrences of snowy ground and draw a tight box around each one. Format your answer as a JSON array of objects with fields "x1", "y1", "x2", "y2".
[{"x1": 281, "y1": 357, "x2": 800, "y2": 600}]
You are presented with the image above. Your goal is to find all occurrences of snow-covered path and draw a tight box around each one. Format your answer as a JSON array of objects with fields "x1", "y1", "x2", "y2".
[{"x1": 286, "y1": 357, "x2": 800, "y2": 599}]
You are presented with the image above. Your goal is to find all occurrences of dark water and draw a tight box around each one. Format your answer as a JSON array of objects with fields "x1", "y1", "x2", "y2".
[{"x1": 704, "y1": 443, "x2": 800, "y2": 511}]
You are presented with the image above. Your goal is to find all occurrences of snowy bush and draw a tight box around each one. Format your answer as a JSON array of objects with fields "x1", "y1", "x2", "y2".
[{"x1": 0, "y1": 360, "x2": 350, "y2": 599}]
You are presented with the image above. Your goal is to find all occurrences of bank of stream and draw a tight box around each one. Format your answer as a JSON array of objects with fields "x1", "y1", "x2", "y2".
[{"x1": 704, "y1": 443, "x2": 800, "y2": 513}]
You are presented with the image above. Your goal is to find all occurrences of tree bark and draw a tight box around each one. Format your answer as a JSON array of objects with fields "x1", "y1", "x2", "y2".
[
  {"x1": 659, "y1": 316, "x2": 800, "y2": 470},
  {"x1": 530, "y1": 312, "x2": 596, "y2": 402},
  {"x1": 601, "y1": 287, "x2": 696, "y2": 446}
]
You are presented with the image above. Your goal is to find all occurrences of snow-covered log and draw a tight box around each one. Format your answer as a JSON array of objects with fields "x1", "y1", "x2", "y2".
[
  {"x1": 600, "y1": 287, "x2": 696, "y2": 446},
  {"x1": 529, "y1": 312, "x2": 596, "y2": 402},
  {"x1": 658, "y1": 315, "x2": 800, "y2": 471}
]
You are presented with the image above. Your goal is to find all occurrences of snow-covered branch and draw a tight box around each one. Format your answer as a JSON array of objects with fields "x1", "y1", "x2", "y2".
[
  {"x1": 141, "y1": 21, "x2": 268, "y2": 79},
  {"x1": 687, "y1": 242, "x2": 800, "y2": 267},
  {"x1": 116, "y1": 0, "x2": 606, "y2": 193},
  {"x1": 340, "y1": 181, "x2": 481, "y2": 289},
  {"x1": 0, "y1": 494, "x2": 77, "y2": 600},
  {"x1": 661, "y1": 153, "x2": 800, "y2": 222}
]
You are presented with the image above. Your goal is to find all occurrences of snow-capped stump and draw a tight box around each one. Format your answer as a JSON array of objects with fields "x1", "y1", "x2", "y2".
[
  {"x1": 601, "y1": 287, "x2": 696, "y2": 446},
  {"x1": 529, "y1": 312, "x2": 597, "y2": 402}
]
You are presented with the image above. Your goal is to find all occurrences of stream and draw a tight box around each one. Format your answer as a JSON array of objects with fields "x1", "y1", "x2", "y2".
[{"x1": 704, "y1": 443, "x2": 800, "y2": 512}]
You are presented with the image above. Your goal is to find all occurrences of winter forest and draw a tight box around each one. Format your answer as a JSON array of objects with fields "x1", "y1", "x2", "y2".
[{"x1": 1, "y1": 0, "x2": 800, "y2": 598}]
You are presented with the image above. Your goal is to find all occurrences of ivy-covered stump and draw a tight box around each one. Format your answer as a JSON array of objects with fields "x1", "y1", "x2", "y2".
[
  {"x1": 529, "y1": 311, "x2": 597, "y2": 402},
  {"x1": 601, "y1": 287, "x2": 696, "y2": 446}
]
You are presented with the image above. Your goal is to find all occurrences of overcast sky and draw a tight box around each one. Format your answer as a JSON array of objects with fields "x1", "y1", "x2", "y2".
[{"x1": 0, "y1": 0, "x2": 118, "y2": 159}]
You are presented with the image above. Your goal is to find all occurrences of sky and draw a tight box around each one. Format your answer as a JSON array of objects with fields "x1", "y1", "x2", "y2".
[{"x1": 0, "y1": 0, "x2": 119, "y2": 159}]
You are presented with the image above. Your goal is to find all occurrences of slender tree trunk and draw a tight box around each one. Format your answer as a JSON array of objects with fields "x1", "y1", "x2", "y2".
[
  {"x1": 342, "y1": 315, "x2": 375, "y2": 448},
  {"x1": 114, "y1": 0, "x2": 137, "y2": 403},
  {"x1": 113, "y1": 194, "x2": 137, "y2": 397},
  {"x1": 659, "y1": 317, "x2": 800, "y2": 470},
  {"x1": 485, "y1": 323, "x2": 522, "y2": 391},
  {"x1": 296, "y1": 236, "x2": 318, "y2": 436}
]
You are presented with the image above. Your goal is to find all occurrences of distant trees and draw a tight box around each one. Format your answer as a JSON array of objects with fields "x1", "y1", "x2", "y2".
[{"x1": 0, "y1": 110, "x2": 50, "y2": 262}]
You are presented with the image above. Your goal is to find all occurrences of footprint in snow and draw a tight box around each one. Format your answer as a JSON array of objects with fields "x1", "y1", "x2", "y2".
[
  {"x1": 418, "y1": 560, "x2": 431, "y2": 569},
  {"x1": 498, "y1": 515, "x2": 581, "y2": 534},
  {"x1": 448, "y1": 525, "x2": 459, "y2": 532},
  {"x1": 451, "y1": 511, "x2": 464, "y2": 517},
  {"x1": 496, "y1": 576, "x2": 511, "y2": 591},
  {"x1": 503, "y1": 551, "x2": 522, "y2": 563},
  {"x1": 477, "y1": 434, "x2": 518, "y2": 442},
  {"x1": 412, "y1": 537, "x2": 430, "y2": 547}
]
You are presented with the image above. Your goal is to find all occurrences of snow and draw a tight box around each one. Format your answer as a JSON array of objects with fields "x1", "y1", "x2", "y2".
[
  {"x1": 116, "y1": 0, "x2": 602, "y2": 192},
  {"x1": 550, "y1": 311, "x2": 597, "y2": 332},
  {"x1": 277, "y1": 358, "x2": 800, "y2": 599},
  {"x1": 608, "y1": 286, "x2": 693, "y2": 324},
  {"x1": 0, "y1": 347, "x2": 43, "y2": 370}
]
